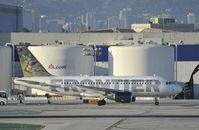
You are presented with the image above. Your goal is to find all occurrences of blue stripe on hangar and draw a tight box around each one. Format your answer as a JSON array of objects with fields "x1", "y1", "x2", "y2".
[
  {"x1": 96, "y1": 45, "x2": 199, "y2": 62},
  {"x1": 95, "y1": 45, "x2": 109, "y2": 62},
  {"x1": 176, "y1": 45, "x2": 199, "y2": 61}
]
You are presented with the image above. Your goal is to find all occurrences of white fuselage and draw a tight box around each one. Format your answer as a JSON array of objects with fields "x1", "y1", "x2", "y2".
[{"x1": 14, "y1": 76, "x2": 182, "y2": 97}]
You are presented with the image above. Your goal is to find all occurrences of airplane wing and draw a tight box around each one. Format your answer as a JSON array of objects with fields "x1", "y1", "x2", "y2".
[
  {"x1": 14, "y1": 78, "x2": 113, "y2": 97},
  {"x1": 14, "y1": 76, "x2": 123, "y2": 98},
  {"x1": 14, "y1": 79, "x2": 81, "y2": 96}
]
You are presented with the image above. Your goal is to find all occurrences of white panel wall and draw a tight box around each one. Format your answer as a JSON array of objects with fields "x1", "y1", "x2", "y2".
[
  {"x1": 177, "y1": 62, "x2": 199, "y2": 84},
  {"x1": 28, "y1": 45, "x2": 94, "y2": 76},
  {"x1": 0, "y1": 46, "x2": 12, "y2": 94},
  {"x1": 109, "y1": 45, "x2": 174, "y2": 80}
]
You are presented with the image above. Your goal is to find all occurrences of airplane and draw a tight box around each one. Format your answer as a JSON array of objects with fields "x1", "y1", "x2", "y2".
[{"x1": 14, "y1": 75, "x2": 182, "y2": 106}]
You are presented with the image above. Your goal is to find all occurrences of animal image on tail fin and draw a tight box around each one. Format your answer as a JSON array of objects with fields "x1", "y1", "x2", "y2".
[{"x1": 17, "y1": 46, "x2": 51, "y2": 77}]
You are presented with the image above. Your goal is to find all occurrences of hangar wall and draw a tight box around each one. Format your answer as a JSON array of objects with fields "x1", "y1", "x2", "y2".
[
  {"x1": 0, "y1": 4, "x2": 23, "y2": 33},
  {"x1": 175, "y1": 45, "x2": 199, "y2": 84},
  {"x1": 28, "y1": 45, "x2": 94, "y2": 76},
  {"x1": 8, "y1": 32, "x2": 199, "y2": 45},
  {"x1": 0, "y1": 46, "x2": 12, "y2": 94},
  {"x1": 1, "y1": 32, "x2": 199, "y2": 84},
  {"x1": 10, "y1": 33, "x2": 133, "y2": 45},
  {"x1": 1, "y1": 32, "x2": 199, "y2": 46},
  {"x1": 108, "y1": 45, "x2": 174, "y2": 80},
  {"x1": 96, "y1": 44, "x2": 199, "y2": 84}
]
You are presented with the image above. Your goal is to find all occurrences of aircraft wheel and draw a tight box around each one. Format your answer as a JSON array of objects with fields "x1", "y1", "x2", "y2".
[
  {"x1": 0, "y1": 101, "x2": 5, "y2": 105},
  {"x1": 154, "y1": 97, "x2": 159, "y2": 106},
  {"x1": 155, "y1": 101, "x2": 159, "y2": 106},
  {"x1": 97, "y1": 99, "x2": 106, "y2": 106},
  {"x1": 132, "y1": 96, "x2": 136, "y2": 102}
]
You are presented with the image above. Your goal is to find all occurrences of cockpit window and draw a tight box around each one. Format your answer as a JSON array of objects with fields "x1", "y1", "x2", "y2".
[{"x1": 166, "y1": 81, "x2": 176, "y2": 85}]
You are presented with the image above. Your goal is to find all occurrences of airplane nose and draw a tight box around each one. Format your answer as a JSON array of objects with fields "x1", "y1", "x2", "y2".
[{"x1": 172, "y1": 85, "x2": 183, "y2": 94}]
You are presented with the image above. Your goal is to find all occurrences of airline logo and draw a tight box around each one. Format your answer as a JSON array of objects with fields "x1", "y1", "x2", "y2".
[
  {"x1": 50, "y1": 79, "x2": 161, "y2": 93},
  {"x1": 48, "y1": 64, "x2": 66, "y2": 69}
]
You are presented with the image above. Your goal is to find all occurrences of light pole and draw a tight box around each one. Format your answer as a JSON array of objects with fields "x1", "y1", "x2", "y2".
[
  {"x1": 175, "y1": 43, "x2": 178, "y2": 81},
  {"x1": 82, "y1": 47, "x2": 94, "y2": 75},
  {"x1": 39, "y1": 15, "x2": 47, "y2": 32},
  {"x1": 94, "y1": 46, "x2": 102, "y2": 75},
  {"x1": 174, "y1": 43, "x2": 185, "y2": 99},
  {"x1": 82, "y1": 45, "x2": 101, "y2": 76},
  {"x1": 5, "y1": 43, "x2": 15, "y2": 95}
]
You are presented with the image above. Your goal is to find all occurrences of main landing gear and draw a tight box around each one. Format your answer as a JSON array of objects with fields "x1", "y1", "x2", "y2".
[
  {"x1": 154, "y1": 97, "x2": 159, "y2": 106},
  {"x1": 97, "y1": 99, "x2": 106, "y2": 106}
]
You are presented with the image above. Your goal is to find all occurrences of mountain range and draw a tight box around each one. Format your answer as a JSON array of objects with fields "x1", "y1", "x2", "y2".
[{"x1": 0, "y1": 0, "x2": 198, "y2": 23}]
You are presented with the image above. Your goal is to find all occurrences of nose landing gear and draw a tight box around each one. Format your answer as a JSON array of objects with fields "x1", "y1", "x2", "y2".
[{"x1": 154, "y1": 97, "x2": 159, "y2": 106}]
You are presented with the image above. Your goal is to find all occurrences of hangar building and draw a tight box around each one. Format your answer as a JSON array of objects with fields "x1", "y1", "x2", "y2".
[{"x1": 0, "y1": 4, "x2": 23, "y2": 32}]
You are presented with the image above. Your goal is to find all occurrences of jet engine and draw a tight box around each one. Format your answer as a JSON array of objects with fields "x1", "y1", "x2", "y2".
[{"x1": 114, "y1": 92, "x2": 135, "y2": 103}]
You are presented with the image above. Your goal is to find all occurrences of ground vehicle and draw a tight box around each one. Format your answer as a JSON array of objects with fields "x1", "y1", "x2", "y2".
[{"x1": 0, "y1": 90, "x2": 8, "y2": 105}]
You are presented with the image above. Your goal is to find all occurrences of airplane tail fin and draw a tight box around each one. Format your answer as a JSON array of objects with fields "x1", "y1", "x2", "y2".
[{"x1": 16, "y1": 46, "x2": 51, "y2": 77}]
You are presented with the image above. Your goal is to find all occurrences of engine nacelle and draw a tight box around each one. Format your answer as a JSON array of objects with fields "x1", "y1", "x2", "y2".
[{"x1": 115, "y1": 92, "x2": 134, "y2": 103}]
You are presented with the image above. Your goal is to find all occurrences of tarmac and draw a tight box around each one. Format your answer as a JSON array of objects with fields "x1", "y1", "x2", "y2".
[{"x1": 0, "y1": 98, "x2": 199, "y2": 130}]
